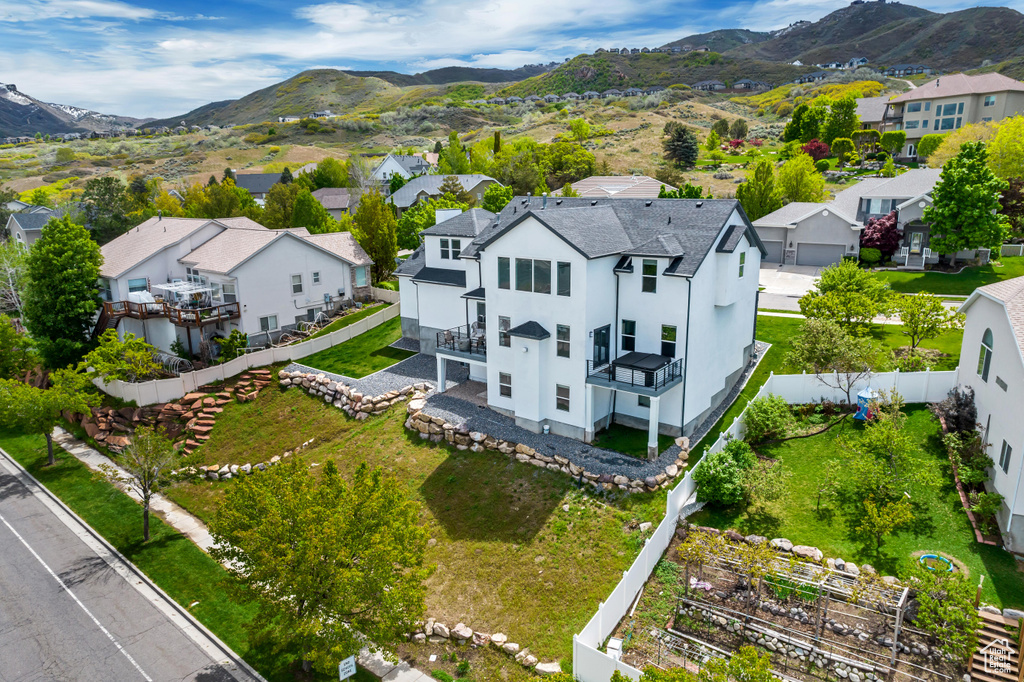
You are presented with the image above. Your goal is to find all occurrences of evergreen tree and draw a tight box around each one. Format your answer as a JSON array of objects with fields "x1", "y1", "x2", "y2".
[
  {"x1": 822, "y1": 97, "x2": 859, "y2": 146},
  {"x1": 783, "y1": 104, "x2": 808, "y2": 143},
  {"x1": 23, "y1": 217, "x2": 102, "y2": 368},
  {"x1": 279, "y1": 167, "x2": 293, "y2": 184},
  {"x1": 207, "y1": 175, "x2": 219, "y2": 186},
  {"x1": 661, "y1": 122, "x2": 699, "y2": 169},
  {"x1": 736, "y1": 159, "x2": 783, "y2": 222},
  {"x1": 439, "y1": 176, "x2": 473, "y2": 205},
  {"x1": 389, "y1": 174, "x2": 407, "y2": 195},
  {"x1": 711, "y1": 118, "x2": 730, "y2": 138},
  {"x1": 352, "y1": 190, "x2": 398, "y2": 284},
  {"x1": 82, "y1": 176, "x2": 131, "y2": 244},
  {"x1": 729, "y1": 118, "x2": 749, "y2": 141},
  {"x1": 222, "y1": 167, "x2": 235, "y2": 182}
]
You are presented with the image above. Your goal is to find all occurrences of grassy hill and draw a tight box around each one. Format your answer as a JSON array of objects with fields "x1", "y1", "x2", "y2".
[
  {"x1": 661, "y1": 29, "x2": 770, "y2": 53},
  {"x1": 970, "y1": 55, "x2": 1024, "y2": 81},
  {"x1": 341, "y1": 65, "x2": 549, "y2": 86},
  {"x1": 498, "y1": 52, "x2": 812, "y2": 97}
]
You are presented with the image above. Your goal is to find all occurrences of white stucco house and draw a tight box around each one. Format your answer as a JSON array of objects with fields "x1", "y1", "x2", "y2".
[
  {"x1": 396, "y1": 198, "x2": 765, "y2": 456},
  {"x1": 388, "y1": 175, "x2": 500, "y2": 217},
  {"x1": 371, "y1": 154, "x2": 434, "y2": 183},
  {"x1": 97, "y1": 216, "x2": 372, "y2": 356},
  {"x1": 958, "y1": 277, "x2": 1024, "y2": 551}
]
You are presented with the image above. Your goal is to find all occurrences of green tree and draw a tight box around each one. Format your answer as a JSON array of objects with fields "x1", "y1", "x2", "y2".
[
  {"x1": 279, "y1": 167, "x2": 293, "y2": 184},
  {"x1": 440, "y1": 131, "x2": 471, "y2": 175},
  {"x1": 909, "y1": 566, "x2": 979, "y2": 671},
  {"x1": 222, "y1": 167, "x2": 235, "y2": 182},
  {"x1": 783, "y1": 104, "x2": 809, "y2": 143},
  {"x1": 822, "y1": 96, "x2": 859, "y2": 146},
  {"x1": 1000, "y1": 177, "x2": 1024, "y2": 240},
  {"x1": 853, "y1": 129, "x2": 881, "y2": 155},
  {"x1": 311, "y1": 157, "x2": 348, "y2": 189},
  {"x1": 352, "y1": 190, "x2": 398, "y2": 284},
  {"x1": 662, "y1": 122, "x2": 699, "y2": 169},
  {"x1": 736, "y1": 159, "x2": 783, "y2": 221},
  {"x1": 729, "y1": 118, "x2": 748, "y2": 140},
  {"x1": 438, "y1": 176, "x2": 473, "y2": 205},
  {"x1": 23, "y1": 217, "x2": 102, "y2": 368},
  {"x1": 924, "y1": 141, "x2": 1009, "y2": 266},
  {"x1": 777, "y1": 152, "x2": 825, "y2": 203},
  {"x1": 831, "y1": 137, "x2": 855, "y2": 167},
  {"x1": 0, "y1": 184, "x2": 18, "y2": 229},
  {"x1": 0, "y1": 238, "x2": 27, "y2": 316},
  {"x1": 82, "y1": 176, "x2": 131, "y2": 244},
  {"x1": 396, "y1": 194, "x2": 469, "y2": 250},
  {"x1": 893, "y1": 294, "x2": 964, "y2": 348},
  {"x1": 741, "y1": 459, "x2": 791, "y2": 509},
  {"x1": 801, "y1": 104, "x2": 829, "y2": 143},
  {"x1": 100, "y1": 426, "x2": 192, "y2": 541},
  {"x1": 0, "y1": 314, "x2": 36, "y2": 380},
  {"x1": 700, "y1": 646, "x2": 774, "y2": 682},
  {"x1": 262, "y1": 182, "x2": 301, "y2": 230},
  {"x1": 127, "y1": 175, "x2": 150, "y2": 209},
  {"x1": 560, "y1": 182, "x2": 579, "y2": 197},
  {"x1": 56, "y1": 147, "x2": 76, "y2": 163},
  {"x1": 291, "y1": 189, "x2": 334, "y2": 233},
  {"x1": 481, "y1": 183, "x2": 513, "y2": 213},
  {"x1": 987, "y1": 116, "x2": 1024, "y2": 180},
  {"x1": 881, "y1": 156, "x2": 896, "y2": 178},
  {"x1": 705, "y1": 130, "x2": 721, "y2": 152},
  {"x1": 711, "y1": 118, "x2": 730, "y2": 138},
  {"x1": 787, "y1": 318, "x2": 877, "y2": 404},
  {"x1": 880, "y1": 131, "x2": 907, "y2": 157},
  {"x1": 743, "y1": 393, "x2": 791, "y2": 443},
  {"x1": 799, "y1": 259, "x2": 892, "y2": 330},
  {"x1": 858, "y1": 496, "x2": 914, "y2": 552},
  {"x1": 79, "y1": 329, "x2": 161, "y2": 382},
  {"x1": 0, "y1": 369, "x2": 97, "y2": 464},
  {"x1": 207, "y1": 175, "x2": 218, "y2": 187},
  {"x1": 693, "y1": 440, "x2": 756, "y2": 506},
  {"x1": 214, "y1": 329, "x2": 249, "y2": 362},
  {"x1": 388, "y1": 173, "x2": 407, "y2": 195},
  {"x1": 917, "y1": 134, "x2": 946, "y2": 161},
  {"x1": 568, "y1": 117, "x2": 591, "y2": 144},
  {"x1": 659, "y1": 182, "x2": 711, "y2": 199},
  {"x1": 539, "y1": 140, "x2": 596, "y2": 189},
  {"x1": 210, "y1": 460, "x2": 431, "y2": 674}
]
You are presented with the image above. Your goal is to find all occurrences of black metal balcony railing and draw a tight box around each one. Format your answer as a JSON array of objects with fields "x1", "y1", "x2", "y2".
[
  {"x1": 587, "y1": 357, "x2": 684, "y2": 391},
  {"x1": 437, "y1": 324, "x2": 487, "y2": 357}
]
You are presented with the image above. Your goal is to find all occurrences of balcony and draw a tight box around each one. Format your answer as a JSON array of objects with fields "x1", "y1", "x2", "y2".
[
  {"x1": 436, "y1": 324, "x2": 487, "y2": 361},
  {"x1": 586, "y1": 352, "x2": 684, "y2": 396},
  {"x1": 103, "y1": 300, "x2": 241, "y2": 327}
]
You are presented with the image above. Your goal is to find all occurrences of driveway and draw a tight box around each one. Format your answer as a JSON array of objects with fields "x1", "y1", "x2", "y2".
[{"x1": 758, "y1": 264, "x2": 822, "y2": 311}]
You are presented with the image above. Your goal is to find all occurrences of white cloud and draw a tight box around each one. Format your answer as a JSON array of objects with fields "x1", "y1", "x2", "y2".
[{"x1": 0, "y1": 0, "x2": 157, "y2": 21}]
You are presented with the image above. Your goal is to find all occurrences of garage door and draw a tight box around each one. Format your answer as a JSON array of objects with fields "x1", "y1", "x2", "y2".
[
  {"x1": 762, "y1": 241, "x2": 784, "y2": 264},
  {"x1": 796, "y1": 243, "x2": 845, "y2": 267}
]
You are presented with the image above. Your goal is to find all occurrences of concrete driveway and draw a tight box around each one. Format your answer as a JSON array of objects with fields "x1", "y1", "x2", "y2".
[{"x1": 758, "y1": 264, "x2": 822, "y2": 311}]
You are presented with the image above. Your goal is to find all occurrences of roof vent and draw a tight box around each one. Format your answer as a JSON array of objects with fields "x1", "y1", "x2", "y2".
[
  {"x1": 591, "y1": 200, "x2": 598, "y2": 206},
  {"x1": 696, "y1": 201, "x2": 704, "y2": 208},
  {"x1": 645, "y1": 201, "x2": 652, "y2": 207},
  {"x1": 542, "y1": 193, "x2": 547, "y2": 209},
  {"x1": 556, "y1": 199, "x2": 562, "y2": 205},
  {"x1": 668, "y1": 216, "x2": 671, "y2": 224}
]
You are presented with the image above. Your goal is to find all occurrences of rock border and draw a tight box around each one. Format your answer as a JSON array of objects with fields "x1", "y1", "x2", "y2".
[{"x1": 409, "y1": 619, "x2": 561, "y2": 676}]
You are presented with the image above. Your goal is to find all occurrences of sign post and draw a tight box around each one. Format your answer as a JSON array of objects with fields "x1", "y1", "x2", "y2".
[{"x1": 339, "y1": 655, "x2": 357, "y2": 680}]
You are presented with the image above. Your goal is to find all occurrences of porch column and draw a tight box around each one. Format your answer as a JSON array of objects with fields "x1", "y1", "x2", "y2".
[
  {"x1": 584, "y1": 384, "x2": 595, "y2": 443},
  {"x1": 647, "y1": 395, "x2": 661, "y2": 461},
  {"x1": 436, "y1": 355, "x2": 447, "y2": 393}
]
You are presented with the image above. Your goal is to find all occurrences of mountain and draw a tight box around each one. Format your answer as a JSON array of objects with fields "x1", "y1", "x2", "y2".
[
  {"x1": 661, "y1": 29, "x2": 770, "y2": 53},
  {"x1": 342, "y1": 65, "x2": 550, "y2": 86},
  {"x1": 0, "y1": 83, "x2": 145, "y2": 138},
  {"x1": 725, "y1": 3, "x2": 1024, "y2": 71}
]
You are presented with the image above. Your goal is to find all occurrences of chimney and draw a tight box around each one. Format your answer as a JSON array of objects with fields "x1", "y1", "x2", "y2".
[
  {"x1": 158, "y1": 209, "x2": 162, "y2": 220},
  {"x1": 542, "y1": 193, "x2": 547, "y2": 209}
]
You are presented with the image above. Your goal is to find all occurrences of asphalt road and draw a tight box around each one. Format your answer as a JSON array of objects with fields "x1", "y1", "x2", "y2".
[{"x1": 0, "y1": 455, "x2": 256, "y2": 682}]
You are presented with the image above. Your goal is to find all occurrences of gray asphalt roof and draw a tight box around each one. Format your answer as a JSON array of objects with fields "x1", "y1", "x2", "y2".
[
  {"x1": 716, "y1": 225, "x2": 745, "y2": 253},
  {"x1": 462, "y1": 287, "x2": 486, "y2": 299},
  {"x1": 9, "y1": 213, "x2": 52, "y2": 231},
  {"x1": 411, "y1": 267, "x2": 467, "y2": 287},
  {"x1": 394, "y1": 247, "x2": 424, "y2": 277},
  {"x1": 463, "y1": 197, "x2": 761, "y2": 278},
  {"x1": 234, "y1": 173, "x2": 283, "y2": 195},
  {"x1": 388, "y1": 175, "x2": 498, "y2": 209},
  {"x1": 420, "y1": 208, "x2": 496, "y2": 238},
  {"x1": 855, "y1": 96, "x2": 891, "y2": 124},
  {"x1": 508, "y1": 321, "x2": 550, "y2": 340}
]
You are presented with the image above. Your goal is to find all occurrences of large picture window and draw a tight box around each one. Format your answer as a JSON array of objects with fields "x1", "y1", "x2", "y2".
[
  {"x1": 498, "y1": 257, "x2": 510, "y2": 289},
  {"x1": 556, "y1": 261, "x2": 571, "y2": 296},
  {"x1": 514, "y1": 258, "x2": 552, "y2": 294}
]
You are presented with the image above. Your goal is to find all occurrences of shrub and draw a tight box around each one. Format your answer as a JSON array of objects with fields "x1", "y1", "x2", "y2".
[
  {"x1": 931, "y1": 387, "x2": 978, "y2": 435},
  {"x1": 775, "y1": 101, "x2": 794, "y2": 118},
  {"x1": 744, "y1": 394, "x2": 791, "y2": 443},
  {"x1": 894, "y1": 348, "x2": 930, "y2": 372},
  {"x1": 859, "y1": 247, "x2": 881, "y2": 265},
  {"x1": 693, "y1": 440, "x2": 756, "y2": 506},
  {"x1": 917, "y1": 133, "x2": 946, "y2": 161},
  {"x1": 814, "y1": 159, "x2": 830, "y2": 172},
  {"x1": 801, "y1": 139, "x2": 830, "y2": 162},
  {"x1": 455, "y1": 660, "x2": 470, "y2": 677},
  {"x1": 971, "y1": 492, "x2": 1004, "y2": 535}
]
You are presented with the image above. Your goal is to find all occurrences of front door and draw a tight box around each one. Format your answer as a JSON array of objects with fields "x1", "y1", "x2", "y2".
[
  {"x1": 910, "y1": 232, "x2": 923, "y2": 254},
  {"x1": 593, "y1": 325, "x2": 610, "y2": 366}
]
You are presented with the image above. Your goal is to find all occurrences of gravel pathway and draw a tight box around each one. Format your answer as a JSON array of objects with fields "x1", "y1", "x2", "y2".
[
  {"x1": 390, "y1": 337, "x2": 420, "y2": 352},
  {"x1": 284, "y1": 354, "x2": 467, "y2": 396}
]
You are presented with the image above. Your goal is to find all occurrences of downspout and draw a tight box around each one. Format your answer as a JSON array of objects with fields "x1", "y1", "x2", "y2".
[
  {"x1": 611, "y1": 269, "x2": 621, "y2": 424},
  {"x1": 679, "y1": 278, "x2": 692, "y2": 435}
]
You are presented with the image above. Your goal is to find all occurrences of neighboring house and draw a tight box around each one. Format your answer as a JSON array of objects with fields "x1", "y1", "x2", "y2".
[
  {"x1": 753, "y1": 168, "x2": 944, "y2": 268},
  {"x1": 733, "y1": 79, "x2": 757, "y2": 89},
  {"x1": 97, "y1": 216, "x2": 372, "y2": 356},
  {"x1": 957, "y1": 277, "x2": 1024, "y2": 550},
  {"x1": 583, "y1": 91, "x2": 601, "y2": 100},
  {"x1": 623, "y1": 87, "x2": 644, "y2": 97},
  {"x1": 552, "y1": 175, "x2": 676, "y2": 199},
  {"x1": 847, "y1": 57, "x2": 869, "y2": 69},
  {"x1": 692, "y1": 80, "x2": 726, "y2": 91},
  {"x1": 544, "y1": 94, "x2": 561, "y2": 103},
  {"x1": 564, "y1": 92, "x2": 582, "y2": 100},
  {"x1": 884, "y1": 73, "x2": 1024, "y2": 156},
  {"x1": 311, "y1": 187, "x2": 352, "y2": 219},
  {"x1": 387, "y1": 175, "x2": 501, "y2": 216},
  {"x1": 795, "y1": 71, "x2": 829, "y2": 84},
  {"x1": 396, "y1": 197, "x2": 765, "y2": 454},
  {"x1": 5, "y1": 203, "x2": 82, "y2": 247},
  {"x1": 855, "y1": 95, "x2": 892, "y2": 131},
  {"x1": 233, "y1": 173, "x2": 283, "y2": 204},
  {"x1": 371, "y1": 153, "x2": 434, "y2": 183},
  {"x1": 602, "y1": 89, "x2": 623, "y2": 98},
  {"x1": 3, "y1": 198, "x2": 32, "y2": 213},
  {"x1": 885, "y1": 64, "x2": 933, "y2": 77}
]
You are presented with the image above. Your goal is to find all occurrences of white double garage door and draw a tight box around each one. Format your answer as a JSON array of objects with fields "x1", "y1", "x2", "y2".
[{"x1": 761, "y1": 241, "x2": 846, "y2": 267}]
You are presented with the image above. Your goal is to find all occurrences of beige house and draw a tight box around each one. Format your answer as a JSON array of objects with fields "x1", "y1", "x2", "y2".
[
  {"x1": 551, "y1": 175, "x2": 676, "y2": 199},
  {"x1": 885, "y1": 73, "x2": 1024, "y2": 157}
]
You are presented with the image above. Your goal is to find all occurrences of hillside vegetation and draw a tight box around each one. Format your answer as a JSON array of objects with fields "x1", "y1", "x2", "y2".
[
  {"x1": 732, "y1": 79, "x2": 888, "y2": 116},
  {"x1": 971, "y1": 56, "x2": 1024, "y2": 81},
  {"x1": 661, "y1": 29, "x2": 770, "y2": 52},
  {"x1": 342, "y1": 65, "x2": 549, "y2": 87}
]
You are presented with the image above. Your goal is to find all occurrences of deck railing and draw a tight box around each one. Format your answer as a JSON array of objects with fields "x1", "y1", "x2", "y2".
[
  {"x1": 586, "y1": 357, "x2": 684, "y2": 391},
  {"x1": 436, "y1": 324, "x2": 486, "y2": 357},
  {"x1": 103, "y1": 300, "x2": 241, "y2": 325}
]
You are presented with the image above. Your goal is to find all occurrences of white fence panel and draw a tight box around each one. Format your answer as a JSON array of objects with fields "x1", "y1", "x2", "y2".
[
  {"x1": 310, "y1": 336, "x2": 333, "y2": 354},
  {"x1": 575, "y1": 637, "x2": 643, "y2": 682},
  {"x1": 1002, "y1": 244, "x2": 1024, "y2": 258},
  {"x1": 154, "y1": 378, "x2": 187, "y2": 404},
  {"x1": 370, "y1": 287, "x2": 401, "y2": 304}
]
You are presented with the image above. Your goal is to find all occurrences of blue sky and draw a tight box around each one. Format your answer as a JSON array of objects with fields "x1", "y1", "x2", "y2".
[{"x1": 0, "y1": 0, "x2": 1018, "y2": 118}]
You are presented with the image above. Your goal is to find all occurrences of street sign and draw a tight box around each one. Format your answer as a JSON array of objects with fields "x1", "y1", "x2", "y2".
[{"x1": 339, "y1": 655, "x2": 357, "y2": 680}]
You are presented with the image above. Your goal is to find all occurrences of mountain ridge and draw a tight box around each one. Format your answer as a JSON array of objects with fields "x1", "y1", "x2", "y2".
[{"x1": 0, "y1": 83, "x2": 147, "y2": 138}]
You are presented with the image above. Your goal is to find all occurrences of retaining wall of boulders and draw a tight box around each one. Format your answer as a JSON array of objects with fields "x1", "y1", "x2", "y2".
[
  {"x1": 278, "y1": 369, "x2": 425, "y2": 418},
  {"x1": 409, "y1": 618, "x2": 561, "y2": 676}
]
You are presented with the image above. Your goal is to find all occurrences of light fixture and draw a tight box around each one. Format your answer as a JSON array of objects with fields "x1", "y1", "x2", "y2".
[{"x1": 522, "y1": 346, "x2": 528, "y2": 353}]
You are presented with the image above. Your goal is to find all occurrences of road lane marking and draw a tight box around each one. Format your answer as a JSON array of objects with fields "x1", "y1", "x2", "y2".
[{"x1": 0, "y1": 511, "x2": 153, "y2": 681}]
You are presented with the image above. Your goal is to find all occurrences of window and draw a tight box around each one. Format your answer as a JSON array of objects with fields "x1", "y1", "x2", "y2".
[
  {"x1": 982, "y1": 117, "x2": 993, "y2": 122},
  {"x1": 921, "y1": 120, "x2": 928, "y2": 129},
  {"x1": 957, "y1": 102, "x2": 964, "y2": 115},
  {"x1": 97, "y1": 278, "x2": 112, "y2": 302},
  {"x1": 498, "y1": 316, "x2": 511, "y2": 347},
  {"x1": 476, "y1": 302, "x2": 486, "y2": 328},
  {"x1": 738, "y1": 252, "x2": 746, "y2": 277},
  {"x1": 259, "y1": 315, "x2": 278, "y2": 332},
  {"x1": 638, "y1": 395, "x2": 650, "y2": 408},
  {"x1": 955, "y1": 117, "x2": 962, "y2": 129},
  {"x1": 515, "y1": 258, "x2": 532, "y2": 291},
  {"x1": 451, "y1": 239, "x2": 461, "y2": 259},
  {"x1": 1000, "y1": 441, "x2": 1013, "y2": 474},
  {"x1": 621, "y1": 320, "x2": 636, "y2": 351},
  {"x1": 514, "y1": 258, "x2": 552, "y2": 294},
  {"x1": 555, "y1": 385, "x2": 570, "y2": 412},
  {"x1": 312, "y1": 271, "x2": 321, "y2": 284},
  {"x1": 906, "y1": 102, "x2": 922, "y2": 113},
  {"x1": 556, "y1": 261, "x2": 571, "y2": 296},
  {"x1": 498, "y1": 257, "x2": 510, "y2": 289},
  {"x1": 355, "y1": 266, "x2": 367, "y2": 287},
  {"x1": 291, "y1": 274, "x2": 303, "y2": 294},
  {"x1": 924, "y1": 102, "x2": 931, "y2": 111},
  {"x1": 440, "y1": 239, "x2": 450, "y2": 259},
  {"x1": 978, "y1": 328, "x2": 993, "y2": 382},
  {"x1": 499, "y1": 372, "x2": 512, "y2": 398},
  {"x1": 440, "y1": 239, "x2": 462, "y2": 259},
  {"x1": 985, "y1": 95, "x2": 997, "y2": 107},
  {"x1": 939, "y1": 117, "x2": 956, "y2": 130},
  {"x1": 642, "y1": 259, "x2": 658, "y2": 293},
  {"x1": 128, "y1": 278, "x2": 148, "y2": 293},
  {"x1": 661, "y1": 325, "x2": 677, "y2": 357},
  {"x1": 905, "y1": 121, "x2": 919, "y2": 130},
  {"x1": 222, "y1": 283, "x2": 237, "y2": 303},
  {"x1": 942, "y1": 103, "x2": 958, "y2": 116},
  {"x1": 556, "y1": 325, "x2": 570, "y2": 358}
]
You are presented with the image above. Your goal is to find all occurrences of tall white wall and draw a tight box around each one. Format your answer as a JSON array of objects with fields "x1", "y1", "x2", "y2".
[{"x1": 111, "y1": 222, "x2": 224, "y2": 300}]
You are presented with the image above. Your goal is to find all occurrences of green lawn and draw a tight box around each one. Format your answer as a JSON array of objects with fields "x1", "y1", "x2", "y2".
[
  {"x1": 591, "y1": 422, "x2": 675, "y2": 459},
  {"x1": 307, "y1": 302, "x2": 391, "y2": 340},
  {"x1": 166, "y1": 388, "x2": 668, "y2": 665},
  {"x1": 0, "y1": 430, "x2": 320, "y2": 682},
  {"x1": 874, "y1": 256, "x2": 1024, "y2": 295},
  {"x1": 693, "y1": 315, "x2": 963, "y2": 458},
  {"x1": 301, "y1": 317, "x2": 414, "y2": 378},
  {"x1": 687, "y1": 407, "x2": 1024, "y2": 609}
]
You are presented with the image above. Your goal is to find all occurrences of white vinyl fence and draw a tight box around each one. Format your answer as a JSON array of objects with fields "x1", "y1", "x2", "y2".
[
  {"x1": 573, "y1": 367, "x2": 960, "y2": 682},
  {"x1": 370, "y1": 286, "x2": 401, "y2": 304},
  {"x1": 1002, "y1": 244, "x2": 1024, "y2": 258},
  {"x1": 97, "y1": 303, "x2": 401, "y2": 406}
]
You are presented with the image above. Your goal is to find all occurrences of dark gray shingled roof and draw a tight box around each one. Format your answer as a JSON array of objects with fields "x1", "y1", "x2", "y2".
[
  {"x1": 394, "y1": 246, "x2": 424, "y2": 277},
  {"x1": 461, "y1": 197, "x2": 765, "y2": 278},
  {"x1": 508, "y1": 321, "x2": 550, "y2": 340},
  {"x1": 9, "y1": 213, "x2": 52, "y2": 231},
  {"x1": 234, "y1": 173, "x2": 282, "y2": 195},
  {"x1": 716, "y1": 224, "x2": 745, "y2": 253},
  {"x1": 461, "y1": 287, "x2": 486, "y2": 300},
  {"x1": 412, "y1": 267, "x2": 466, "y2": 287},
  {"x1": 420, "y1": 208, "x2": 496, "y2": 238}
]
